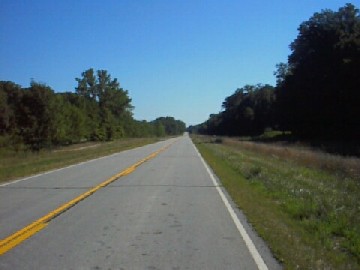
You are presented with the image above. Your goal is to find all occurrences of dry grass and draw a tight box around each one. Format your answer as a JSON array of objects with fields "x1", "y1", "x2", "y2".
[
  {"x1": 193, "y1": 135, "x2": 360, "y2": 269},
  {"x1": 0, "y1": 138, "x2": 160, "y2": 183},
  {"x1": 224, "y1": 138, "x2": 360, "y2": 181}
]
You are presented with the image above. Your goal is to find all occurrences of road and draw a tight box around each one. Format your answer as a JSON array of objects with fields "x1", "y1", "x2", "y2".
[{"x1": 0, "y1": 134, "x2": 281, "y2": 270}]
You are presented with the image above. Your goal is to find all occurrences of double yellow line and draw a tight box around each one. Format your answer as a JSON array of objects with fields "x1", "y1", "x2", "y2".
[{"x1": 0, "y1": 143, "x2": 172, "y2": 256}]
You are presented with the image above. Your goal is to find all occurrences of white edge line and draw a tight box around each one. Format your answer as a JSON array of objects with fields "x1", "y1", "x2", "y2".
[
  {"x1": 0, "y1": 152, "x2": 120, "y2": 187},
  {"x1": 191, "y1": 141, "x2": 268, "y2": 270},
  {"x1": 0, "y1": 140, "x2": 170, "y2": 187}
]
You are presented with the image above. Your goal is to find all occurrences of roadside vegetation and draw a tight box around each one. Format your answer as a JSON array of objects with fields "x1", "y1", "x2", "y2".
[
  {"x1": 189, "y1": 4, "x2": 360, "y2": 156},
  {"x1": 193, "y1": 135, "x2": 360, "y2": 269},
  {"x1": 189, "y1": 7, "x2": 360, "y2": 267},
  {"x1": 0, "y1": 68, "x2": 186, "y2": 183},
  {"x1": 0, "y1": 137, "x2": 161, "y2": 183},
  {"x1": 0, "y1": 68, "x2": 186, "y2": 151}
]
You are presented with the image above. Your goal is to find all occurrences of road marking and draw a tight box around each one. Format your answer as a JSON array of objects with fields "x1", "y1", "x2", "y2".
[
  {"x1": 0, "y1": 143, "x2": 173, "y2": 256},
  {"x1": 191, "y1": 141, "x2": 269, "y2": 270},
  {"x1": 0, "y1": 141, "x2": 166, "y2": 187},
  {"x1": 0, "y1": 152, "x2": 121, "y2": 187}
]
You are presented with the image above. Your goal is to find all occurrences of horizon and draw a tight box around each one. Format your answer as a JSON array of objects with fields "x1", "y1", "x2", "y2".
[{"x1": 1, "y1": 0, "x2": 356, "y2": 126}]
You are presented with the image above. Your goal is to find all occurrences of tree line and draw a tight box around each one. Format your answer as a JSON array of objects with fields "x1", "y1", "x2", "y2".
[
  {"x1": 191, "y1": 84, "x2": 276, "y2": 136},
  {"x1": 0, "y1": 68, "x2": 186, "y2": 151},
  {"x1": 190, "y1": 3, "x2": 360, "y2": 141}
]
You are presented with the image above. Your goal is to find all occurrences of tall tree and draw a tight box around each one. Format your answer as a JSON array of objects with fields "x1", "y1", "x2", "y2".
[
  {"x1": 0, "y1": 84, "x2": 12, "y2": 134},
  {"x1": 201, "y1": 84, "x2": 276, "y2": 136},
  {"x1": 75, "y1": 68, "x2": 97, "y2": 100},
  {"x1": 75, "y1": 68, "x2": 133, "y2": 140},
  {"x1": 277, "y1": 3, "x2": 360, "y2": 139},
  {"x1": 153, "y1": 117, "x2": 186, "y2": 135},
  {"x1": 19, "y1": 82, "x2": 56, "y2": 149},
  {"x1": 0, "y1": 81, "x2": 22, "y2": 135}
]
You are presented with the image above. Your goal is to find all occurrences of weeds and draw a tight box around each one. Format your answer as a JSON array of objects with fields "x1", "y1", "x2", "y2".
[
  {"x1": 0, "y1": 138, "x2": 159, "y2": 183},
  {"x1": 193, "y1": 135, "x2": 360, "y2": 269},
  {"x1": 225, "y1": 139, "x2": 360, "y2": 180}
]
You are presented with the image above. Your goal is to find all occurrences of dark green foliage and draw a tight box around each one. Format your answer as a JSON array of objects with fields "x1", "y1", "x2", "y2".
[
  {"x1": 1, "y1": 68, "x2": 186, "y2": 151},
  {"x1": 195, "y1": 84, "x2": 276, "y2": 136},
  {"x1": 50, "y1": 94, "x2": 87, "y2": 144},
  {"x1": 153, "y1": 121, "x2": 166, "y2": 137},
  {"x1": 276, "y1": 3, "x2": 360, "y2": 140},
  {"x1": 152, "y1": 117, "x2": 186, "y2": 136},
  {"x1": 0, "y1": 81, "x2": 58, "y2": 150},
  {"x1": 75, "y1": 68, "x2": 133, "y2": 141},
  {"x1": 22, "y1": 82, "x2": 56, "y2": 149},
  {"x1": 0, "y1": 82, "x2": 16, "y2": 134},
  {"x1": 196, "y1": 4, "x2": 359, "y2": 145}
]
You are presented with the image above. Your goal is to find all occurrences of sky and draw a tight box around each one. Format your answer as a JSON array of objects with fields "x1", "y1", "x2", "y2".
[{"x1": 1, "y1": 0, "x2": 358, "y2": 126}]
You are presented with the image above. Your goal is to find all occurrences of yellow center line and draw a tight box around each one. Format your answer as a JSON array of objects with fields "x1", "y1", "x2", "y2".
[{"x1": 0, "y1": 142, "x2": 174, "y2": 256}]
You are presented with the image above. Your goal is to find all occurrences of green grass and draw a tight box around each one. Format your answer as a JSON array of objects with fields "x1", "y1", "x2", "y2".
[
  {"x1": 0, "y1": 138, "x2": 160, "y2": 183},
  {"x1": 192, "y1": 136, "x2": 360, "y2": 269}
]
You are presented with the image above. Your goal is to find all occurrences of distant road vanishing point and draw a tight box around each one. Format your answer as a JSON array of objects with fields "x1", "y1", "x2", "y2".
[{"x1": 0, "y1": 134, "x2": 281, "y2": 269}]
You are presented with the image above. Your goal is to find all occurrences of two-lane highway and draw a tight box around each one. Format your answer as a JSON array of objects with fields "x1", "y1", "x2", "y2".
[{"x1": 0, "y1": 134, "x2": 281, "y2": 269}]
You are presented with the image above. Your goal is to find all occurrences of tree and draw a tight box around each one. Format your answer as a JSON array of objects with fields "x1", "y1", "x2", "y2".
[
  {"x1": 75, "y1": 68, "x2": 133, "y2": 140},
  {"x1": 153, "y1": 117, "x2": 186, "y2": 136},
  {"x1": 75, "y1": 68, "x2": 97, "y2": 100},
  {"x1": 153, "y1": 121, "x2": 166, "y2": 137},
  {"x1": 0, "y1": 85, "x2": 11, "y2": 134},
  {"x1": 277, "y1": 4, "x2": 360, "y2": 139},
  {"x1": 198, "y1": 84, "x2": 276, "y2": 136},
  {"x1": 50, "y1": 94, "x2": 87, "y2": 144},
  {"x1": 0, "y1": 81, "x2": 22, "y2": 135},
  {"x1": 1, "y1": 69, "x2": 188, "y2": 150},
  {"x1": 21, "y1": 82, "x2": 57, "y2": 149}
]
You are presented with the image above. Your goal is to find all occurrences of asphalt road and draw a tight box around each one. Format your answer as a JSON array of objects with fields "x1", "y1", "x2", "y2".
[{"x1": 0, "y1": 134, "x2": 281, "y2": 270}]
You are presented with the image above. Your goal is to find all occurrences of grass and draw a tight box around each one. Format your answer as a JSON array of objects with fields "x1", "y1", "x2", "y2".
[
  {"x1": 0, "y1": 138, "x2": 160, "y2": 183},
  {"x1": 192, "y1": 135, "x2": 360, "y2": 269},
  {"x1": 248, "y1": 130, "x2": 360, "y2": 157},
  {"x1": 226, "y1": 138, "x2": 360, "y2": 180}
]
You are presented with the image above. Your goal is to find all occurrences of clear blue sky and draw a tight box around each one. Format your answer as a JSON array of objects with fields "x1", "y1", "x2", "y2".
[{"x1": 1, "y1": 0, "x2": 357, "y2": 126}]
